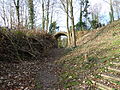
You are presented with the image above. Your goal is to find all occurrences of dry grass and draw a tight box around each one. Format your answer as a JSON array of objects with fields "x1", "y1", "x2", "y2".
[{"x1": 56, "y1": 20, "x2": 120, "y2": 89}]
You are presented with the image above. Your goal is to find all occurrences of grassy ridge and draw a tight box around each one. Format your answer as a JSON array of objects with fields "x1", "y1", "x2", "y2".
[{"x1": 56, "y1": 20, "x2": 120, "y2": 89}]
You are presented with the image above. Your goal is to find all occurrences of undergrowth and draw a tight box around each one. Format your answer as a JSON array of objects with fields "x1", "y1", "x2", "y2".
[{"x1": 0, "y1": 29, "x2": 56, "y2": 62}]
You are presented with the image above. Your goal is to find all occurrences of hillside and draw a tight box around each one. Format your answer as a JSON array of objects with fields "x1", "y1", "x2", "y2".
[
  {"x1": 56, "y1": 20, "x2": 120, "y2": 89},
  {"x1": 0, "y1": 20, "x2": 120, "y2": 90},
  {"x1": 0, "y1": 30, "x2": 57, "y2": 89}
]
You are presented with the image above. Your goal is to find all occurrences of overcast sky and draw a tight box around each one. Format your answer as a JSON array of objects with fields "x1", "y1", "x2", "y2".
[
  {"x1": 0, "y1": 0, "x2": 112, "y2": 31},
  {"x1": 58, "y1": 0, "x2": 110, "y2": 31},
  {"x1": 89, "y1": 0, "x2": 110, "y2": 13}
]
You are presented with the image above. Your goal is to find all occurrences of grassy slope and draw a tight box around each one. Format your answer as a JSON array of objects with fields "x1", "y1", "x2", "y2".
[{"x1": 56, "y1": 20, "x2": 120, "y2": 89}]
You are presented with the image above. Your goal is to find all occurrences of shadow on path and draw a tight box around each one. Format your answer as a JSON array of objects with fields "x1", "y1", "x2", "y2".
[{"x1": 34, "y1": 48, "x2": 66, "y2": 90}]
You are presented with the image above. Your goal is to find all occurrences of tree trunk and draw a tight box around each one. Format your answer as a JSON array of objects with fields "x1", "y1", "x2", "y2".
[
  {"x1": 66, "y1": 0, "x2": 71, "y2": 47},
  {"x1": 70, "y1": 0, "x2": 76, "y2": 47},
  {"x1": 25, "y1": 6, "x2": 28, "y2": 29},
  {"x1": 80, "y1": 5, "x2": 83, "y2": 30},
  {"x1": 10, "y1": 6, "x2": 13, "y2": 29},
  {"x1": 1, "y1": 0, "x2": 6, "y2": 27},
  {"x1": 42, "y1": 0, "x2": 45, "y2": 31},
  {"x1": 46, "y1": 0, "x2": 50, "y2": 32},
  {"x1": 110, "y1": 0, "x2": 114, "y2": 23},
  {"x1": 28, "y1": 0, "x2": 34, "y2": 29},
  {"x1": 13, "y1": 0, "x2": 20, "y2": 29},
  {"x1": 50, "y1": 2, "x2": 54, "y2": 32}
]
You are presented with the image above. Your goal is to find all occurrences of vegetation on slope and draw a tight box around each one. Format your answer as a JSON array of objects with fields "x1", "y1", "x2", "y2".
[
  {"x1": 56, "y1": 20, "x2": 120, "y2": 89},
  {"x1": 0, "y1": 29, "x2": 56, "y2": 62},
  {"x1": 0, "y1": 29, "x2": 56, "y2": 89},
  {"x1": 0, "y1": 20, "x2": 120, "y2": 89}
]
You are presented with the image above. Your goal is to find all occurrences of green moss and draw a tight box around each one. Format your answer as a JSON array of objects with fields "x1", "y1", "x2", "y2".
[
  {"x1": 94, "y1": 74, "x2": 102, "y2": 78},
  {"x1": 111, "y1": 81, "x2": 120, "y2": 85},
  {"x1": 100, "y1": 56, "x2": 112, "y2": 63},
  {"x1": 112, "y1": 40, "x2": 120, "y2": 46},
  {"x1": 64, "y1": 81, "x2": 79, "y2": 88},
  {"x1": 35, "y1": 83, "x2": 43, "y2": 89},
  {"x1": 85, "y1": 80, "x2": 93, "y2": 85}
]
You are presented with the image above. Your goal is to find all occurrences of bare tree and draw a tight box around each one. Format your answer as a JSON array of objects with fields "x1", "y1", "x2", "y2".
[
  {"x1": 9, "y1": 3, "x2": 14, "y2": 29},
  {"x1": 69, "y1": 0, "x2": 76, "y2": 47},
  {"x1": 109, "y1": 0, "x2": 114, "y2": 23},
  {"x1": 113, "y1": 0, "x2": 120, "y2": 19},
  {"x1": 28, "y1": 0, "x2": 35, "y2": 29},
  {"x1": 46, "y1": 0, "x2": 50, "y2": 32},
  {"x1": 89, "y1": 3, "x2": 102, "y2": 22},
  {"x1": 13, "y1": 0, "x2": 20, "y2": 29},
  {"x1": 66, "y1": 0, "x2": 71, "y2": 46},
  {"x1": 24, "y1": 1, "x2": 29, "y2": 28},
  {"x1": 50, "y1": 3, "x2": 54, "y2": 26},
  {"x1": 0, "y1": 0, "x2": 7, "y2": 26},
  {"x1": 49, "y1": 0, "x2": 56, "y2": 32},
  {"x1": 42, "y1": 0, "x2": 45, "y2": 30}
]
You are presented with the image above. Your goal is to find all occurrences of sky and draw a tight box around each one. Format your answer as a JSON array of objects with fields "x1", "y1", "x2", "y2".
[
  {"x1": 0, "y1": 0, "x2": 114, "y2": 31},
  {"x1": 58, "y1": 0, "x2": 111, "y2": 32},
  {"x1": 89, "y1": 0, "x2": 110, "y2": 15}
]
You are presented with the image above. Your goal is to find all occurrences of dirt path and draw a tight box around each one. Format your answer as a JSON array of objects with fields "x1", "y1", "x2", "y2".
[
  {"x1": 34, "y1": 48, "x2": 65, "y2": 90},
  {"x1": 0, "y1": 48, "x2": 65, "y2": 90}
]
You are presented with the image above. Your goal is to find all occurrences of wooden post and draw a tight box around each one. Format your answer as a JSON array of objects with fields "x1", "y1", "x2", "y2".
[{"x1": 84, "y1": 53, "x2": 88, "y2": 62}]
